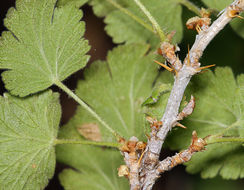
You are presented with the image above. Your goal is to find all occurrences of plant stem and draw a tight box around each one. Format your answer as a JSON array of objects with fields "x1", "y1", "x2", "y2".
[
  {"x1": 206, "y1": 136, "x2": 244, "y2": 145},
  {"x1": 179, "y1": 0, "x2": 201, "y2": 16},
  {"x1": 105, "y1": 0, "x2": 154, "y2": 33},
  {"x1": 133, "y1": 0, "x2": 166, "y2": 42},
  {"x1": 54, "y1": 80, "x2": 121, "y2": 140},
  {"x1": 54, "y1": 139, "x2": 120, "y2": 148}
]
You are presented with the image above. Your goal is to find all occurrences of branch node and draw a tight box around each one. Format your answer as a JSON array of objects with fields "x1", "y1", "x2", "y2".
[
  {"x1": 177, "y1": 95, "x2": 195, "y2": 121},
  {"x1": 158, "y1": 41, "x2": 182, "y2": 71},
  {"x1": 175, "y1": 122, "x2": 187, "y2": 129},
  {"x1": 190, "y1": 131, "x2": 207, "y2": 152},
  {"x1": 227, "y1": 2, "x2": 244, "y2": 19},
  {"x1": 186, "y1": 8, "x2": 211, "y2": 33}
]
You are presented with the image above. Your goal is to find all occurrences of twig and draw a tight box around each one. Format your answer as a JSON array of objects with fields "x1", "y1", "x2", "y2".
[
  {"x1": 139, "y1": 0, "x2": 244, "y2": 189},
  {"x1": 141, "y1": 131, "x2": 206, "y2": 189}
]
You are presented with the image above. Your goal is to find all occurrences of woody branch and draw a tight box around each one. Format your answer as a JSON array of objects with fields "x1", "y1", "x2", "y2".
[{"x1": 139, "y1": 0, "x2": 244, "y2": 190}]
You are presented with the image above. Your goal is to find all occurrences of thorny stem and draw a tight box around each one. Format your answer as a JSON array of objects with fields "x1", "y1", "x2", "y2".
[
  {"x1": 179, "y1": 0, "x2": 202, "y2": 16},
  {"x1": 139, "y1": 0, "x2": 244, "y2": 189},
  {"x1": 54, "y1": 139, "x2": 120, "y2": 148},
  {"x1": 54, "y1": 80, "x2": 121, "y2": 140},
  {"x1": 157, "y1": 0, "x2": 244, "y2": 163},
  {"x1": 105, "y1": 0, "x2": 154, "y2": 33},
  {"x1": 133, "y1": 0, "x2": 166, "y2": 42}
]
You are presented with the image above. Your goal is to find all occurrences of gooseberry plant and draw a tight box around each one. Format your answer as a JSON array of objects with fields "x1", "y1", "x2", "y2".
[{"x1": 0, "y1": 0, "x2": 244, "y2": 190}]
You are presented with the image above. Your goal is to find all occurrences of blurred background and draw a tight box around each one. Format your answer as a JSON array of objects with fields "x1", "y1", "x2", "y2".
[{"x1": 0, "y1": 1, "x2": 244, "y2": 190}]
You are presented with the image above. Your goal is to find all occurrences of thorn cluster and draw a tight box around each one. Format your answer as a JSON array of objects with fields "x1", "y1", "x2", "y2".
[
  {"x1": 227, "y1": 2, "x2": 244, "y2": 19},
  {"x1": 118, "y1": 137, "x2": 147, "y2": 190},
  {"x1": 186, "y1": 8, "x2": 211, "y2": 33}
]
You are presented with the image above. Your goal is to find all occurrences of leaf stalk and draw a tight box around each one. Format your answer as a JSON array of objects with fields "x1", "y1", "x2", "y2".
[
  {"x1": 133, "y1": 0, "x2": 166, "y2": 42},
  {"x1": 54, "y1": 139, "x2": 120, "y2": 148},
  {"x1": 106, "y1": 0, "x2": 154, "y2": 33},
  {"x1": 54, "y1": 80, "x2": 121, "y2": 140}
]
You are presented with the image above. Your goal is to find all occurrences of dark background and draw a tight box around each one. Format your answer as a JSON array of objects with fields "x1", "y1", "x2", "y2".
[{"x1": 0, "y1": 1, "x2": 244, "y2": 190}]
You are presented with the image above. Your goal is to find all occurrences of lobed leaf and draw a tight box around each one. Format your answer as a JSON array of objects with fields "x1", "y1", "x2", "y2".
[
  {"x1": 202, "y1": 0, "x2": 244, "y2": 39},
  {"x1": 73, "y1": 44, "x2": 159, "y2": 140},
  {"x1": 90, "y1": 0, "x2": 183, "y2": 47},
  {"x1": 165, "y1": 67, "x2": 244, "y2": 179},
  {"x1": 0, "y1": 90, "x2": 61, "y2": 189},
  {"x1": 56, "y1": 43, "x2": 161, "y2": 189},
  {"x1": 0, "y1": 0, "x2": 90, "y2": 97}
]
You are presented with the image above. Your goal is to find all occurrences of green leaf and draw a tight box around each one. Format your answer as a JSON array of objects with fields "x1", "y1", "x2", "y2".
[
  {"x1": 90, "y1": 0, "x2": 128, "y2": 17},
  {"x1": 165, "y1": 67, "x2": 244, "y2": 179},
  {"x1": 90, "y1": 0, "x2": 183, "y2": 47},
  {"x1": 191, "y1": 176, "x2": 244, "y2": 190},
  {"x1": 202, "y1": 0, "x2": 244, "y2": 39},
  {"x1": 57, "y1": 43, "x2": 158, "y2": 189},
  {"x1": 0, "y1": 0, "x2": 90, "y2": 97},
  {"x1": 74, "y1": 44, "x2": 158, "y2": 140},
  {"x1": 186, "y1": 143, "x2": 244, "y2": 179},
  {"x1": 0, "y1": 90, "x2": 61, "y2": 189},
  {"x1": 57, "y1": 0, "x2": 89, "y2": 7},
  {"x1": 56, "y1": 120, "x2": 129, "y2": 190}
]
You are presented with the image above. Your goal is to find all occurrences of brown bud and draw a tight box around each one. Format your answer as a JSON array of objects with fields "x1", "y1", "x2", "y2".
[
  {"x1": 186, "y1": 16, "x2": 211, "y2": 30},
  {"x1": 190, "y1": 131, "x2": 206, "y2": 152},
  {"x1": 118, "y1": 165, "x2": 129, "y2": 177},
  {"x1": 136, "y1": 141, "x2": 147, "y2": 151}
]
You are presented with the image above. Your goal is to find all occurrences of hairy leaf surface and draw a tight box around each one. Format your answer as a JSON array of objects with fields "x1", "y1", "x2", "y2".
[
  {"x1": 0, "y1": 0, "x2": 90, "y2": 97},
  {"x1": 0, "y1": 91, "x2": 61, "y2": 189},
  {"x1": 202, "y1": 0, "x2": 244, "y2": 39},
  {"x1": 165, "y1": 67, "x2": 244, "y2": 179},
  {"x1": 74, "y1": 44, "x2": 158, "y2": 140},
  {"x1": 90, "y1": 0, "x2": 183, "y2": 47}
]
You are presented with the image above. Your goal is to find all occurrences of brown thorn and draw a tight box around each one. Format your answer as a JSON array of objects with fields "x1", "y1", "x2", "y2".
[
  {"x1": 235, "y1": 15, "x2": 244, "y2": 19},
  {"x1": 196, "y1": 25, "x2": 202, "y2": 33},
  {"x1": 227, "y1": 9, "x2": 244, "y2": 19},
  {"x1": 153, "y1": 60, "x2": 173, "y2": 72},
  {"x1": 138, "y1": 150, "x2": 146, "y2": 166},
  {"x1": 168, "y1": 63, "x2": 178, "y2": 76},
  {"x1": 187, "y1": 45, "x2": 191, "y2": 66},
  {"x1": 145, "y1": 133, "x2": 151, "y2": 140},
  {"x1": 175, "y1": 122, "x2": 187, "y2": 129},
  {"x1": 196, "y1": 64, "x2": 216, "y2": 71},
  {"x1": 197, "y1": 70, "x2": 208, "y2": 75}
]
